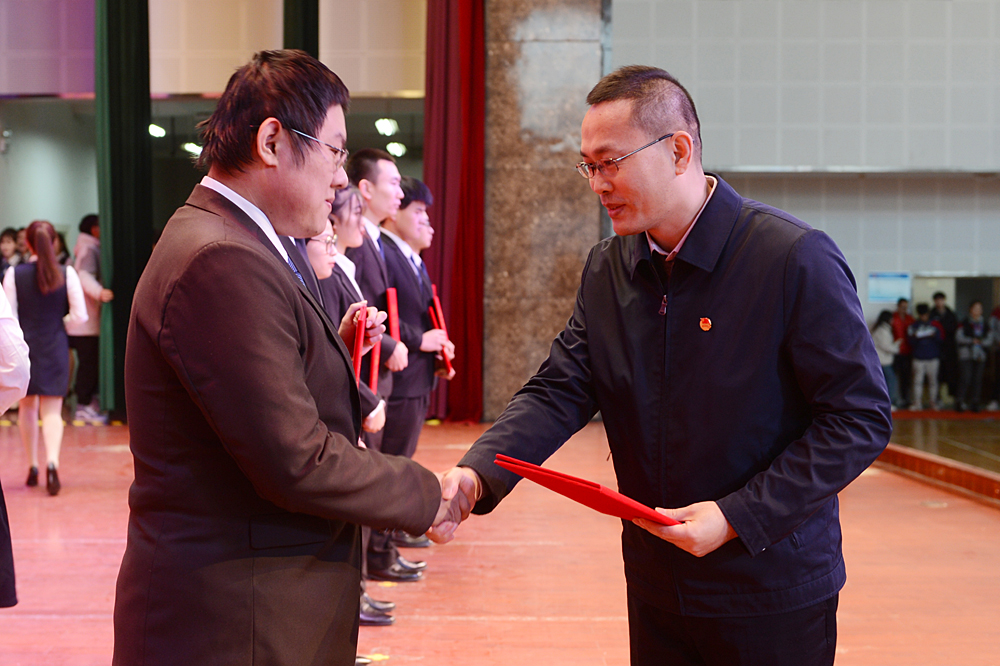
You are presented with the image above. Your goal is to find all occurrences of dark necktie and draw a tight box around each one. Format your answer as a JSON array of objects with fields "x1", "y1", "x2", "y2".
[{"x1": 286, "y1": 255, "x2": 305, "y2": 286}]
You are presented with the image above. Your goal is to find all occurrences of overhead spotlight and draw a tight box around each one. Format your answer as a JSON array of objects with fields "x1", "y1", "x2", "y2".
[
  {"x1": 148, "y1": 124, "x2": 166, "y2": 138},
  {"x1": 182, "y1": 142, "x2": 202, "y2": 156},
  {"x1": 386, "y1": 142, "x2": 407, "y2": 157},
  {"x1": 375, "y1": 118, "x2": 399, "y2": 136}
]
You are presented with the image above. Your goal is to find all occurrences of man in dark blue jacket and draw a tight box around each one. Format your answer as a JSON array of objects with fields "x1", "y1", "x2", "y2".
[{"x1": 431, "y1": 66, "x2": 891, "y2": 666}]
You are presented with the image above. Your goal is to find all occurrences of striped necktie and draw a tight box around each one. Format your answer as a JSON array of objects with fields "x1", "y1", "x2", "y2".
[{"x1": 286, "y1": 256, "x2": 305, "y2": 286}]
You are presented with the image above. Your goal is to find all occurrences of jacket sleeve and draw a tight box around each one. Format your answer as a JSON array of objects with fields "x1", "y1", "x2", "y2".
[
  {"x1": 716, "y1": 230, "x2": 892, "y2": 556},
  {"x1": 159, "y1": 241, "x2": 440, "y2": 534},
  {"x1": 459, "y1": 249, "x2": 600, "y2": 512}
]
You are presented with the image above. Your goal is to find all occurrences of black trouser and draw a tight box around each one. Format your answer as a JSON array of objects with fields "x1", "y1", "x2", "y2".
[
  {"x1": 68, "y1": 336, "x2": 100, "y2": 406},
  {"x1": 381, "y1": 393, "x2": 430, "y2": 459},
  {"x1": 893, "y1": 353, "x2": 913, "y2": 405},
  {"x1": 627, "y1": 591, "x2": 838, "y2": 666},
  {"x1": 958, "y1": 359, "x2": 986, "y2": 409}
]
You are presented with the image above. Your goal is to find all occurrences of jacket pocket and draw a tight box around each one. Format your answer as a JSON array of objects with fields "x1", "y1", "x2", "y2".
[{"x1": 249, "y1": 513, "x2": 332, "y2": 550}]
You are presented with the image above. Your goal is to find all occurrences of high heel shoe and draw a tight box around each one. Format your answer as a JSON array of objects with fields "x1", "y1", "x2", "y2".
[
  {"x1": 26, "y1": 466, "x2": 38, "y2": 487},
  {"x1": 46, "y1": 464, "x2": 60, "y2": 496}
]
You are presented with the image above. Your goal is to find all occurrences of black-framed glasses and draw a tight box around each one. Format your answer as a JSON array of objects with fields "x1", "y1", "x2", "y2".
[
  {"x1": 289, "y1": 128, "x2": 349, "y2": 169},
  {"x1": 575, "y1": 133, "x2": 674, "y2": 179},
  {"x1": 308, "y1": 235, "x2": 336, "y2": 255}
]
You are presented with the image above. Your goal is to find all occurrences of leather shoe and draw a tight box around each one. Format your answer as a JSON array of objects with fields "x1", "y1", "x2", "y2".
[
  {"x1": 368, "y1": 562, "x2": 423, "y2": 582},
  {"x1": 396, "y1": 555, "x2": 426, "y2": 572},
  {"x1": 46, "y1": 464, "x2": 60, "y2": 496},
  {"x1": 360, "y1": 598, "x2": 394, "y2": 626},
  {"x1": 26, "y1": 466, "x2": 38, "y2": 487},
  {"x1": 362, "y1": 592, "x2": 395, "y2": 613},
  {"x1": 393, "y1": 531, "x2": 432, "y2": 548}
]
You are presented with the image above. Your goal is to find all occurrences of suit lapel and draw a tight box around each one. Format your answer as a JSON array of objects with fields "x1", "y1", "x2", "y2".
[{"x1": 184, "y1": 185, "x2": 350, "y2": 365}]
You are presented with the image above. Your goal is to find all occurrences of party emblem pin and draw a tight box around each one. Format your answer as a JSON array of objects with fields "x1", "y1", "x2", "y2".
[{"x1": 699, "y1": 317, "x2": 712, "y2": 331}]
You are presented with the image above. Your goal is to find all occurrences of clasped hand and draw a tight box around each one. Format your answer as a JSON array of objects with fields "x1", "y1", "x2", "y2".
[
  {"x1": 632, "y1": 501, "x2": 738, "y2": 558},
  {"x1": 426, "y1": 467, "x2": 482, "y2": 544},
  {"x1": 338, "y1": 301, "x2": 386, "y2": 355}
]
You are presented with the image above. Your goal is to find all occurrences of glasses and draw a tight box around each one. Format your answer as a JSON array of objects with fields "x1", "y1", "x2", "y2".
[
  {"x1": 289, "y1": 128, "x2": 349, "y2": 169},
  {"x1": 308, "y1": 235, "x2": 336, "y2": 255},
  {"x1": 575, "y1": 133, "x2": 674, "y2": 179}
]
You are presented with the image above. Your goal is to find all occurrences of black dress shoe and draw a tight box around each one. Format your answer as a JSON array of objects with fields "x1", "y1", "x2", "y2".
[
  {"x1": 26, "y1": 466, "x2": 38, "y2": 487},
  {"x1": 368, "y1": 562, "x2": 423, "y2": 582},
  {"x1": 359, "y1": 598, "x2": 394, "y2": 626},
  {"x1": 392, "y1": 531, "x2": 432, "y2": 548},
  {"x1": 362, "y1": 592, "x2": 395, "y2": 613},
  {"x1": 396, "y1": 555, "x2": 427, "y2": 572},
  {"x1": 46, "y1": 464, "x2": 60, "y2": 496}
]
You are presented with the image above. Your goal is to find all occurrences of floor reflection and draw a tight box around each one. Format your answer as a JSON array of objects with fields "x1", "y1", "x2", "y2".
[{"x1": 890, "y1": 416, "x2": 1000, "y2": 474}]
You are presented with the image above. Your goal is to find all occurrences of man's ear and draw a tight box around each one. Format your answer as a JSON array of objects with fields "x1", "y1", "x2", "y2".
[
  {"x1": 255, "y1": 117, "x2": 282, "y2": 168},
  {"x1": 672, "y1": 131, "x2": 695, "y2": 175},
  {"x1": 358, "y1": 178, "x2": 374, "y2": 203}
]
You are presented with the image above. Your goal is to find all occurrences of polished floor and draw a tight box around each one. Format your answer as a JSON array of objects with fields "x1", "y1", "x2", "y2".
[
  {"x1": 0, "y1": 419, "x2": 998, "y2": 665},
  {"x1": 890, "y1": 411, "x2": 1000, "y2": 475}
]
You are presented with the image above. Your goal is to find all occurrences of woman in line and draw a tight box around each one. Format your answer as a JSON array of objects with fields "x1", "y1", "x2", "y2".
[{"x1": 2, "y1": 220, "x2": 87, "y2": 495}]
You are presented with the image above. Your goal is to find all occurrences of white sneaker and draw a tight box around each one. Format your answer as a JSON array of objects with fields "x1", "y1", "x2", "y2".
[
  {"x1": 986, "y1": 401, "x2": 999, "y2": 412},
  {"x1": 75, "y1": 404, "x2": 107, "y2": 425}
]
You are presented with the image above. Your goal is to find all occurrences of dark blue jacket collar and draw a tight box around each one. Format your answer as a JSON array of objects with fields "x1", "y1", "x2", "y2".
[{"x1": 626, "y1": 173, "x2": 743, "y2": 278}]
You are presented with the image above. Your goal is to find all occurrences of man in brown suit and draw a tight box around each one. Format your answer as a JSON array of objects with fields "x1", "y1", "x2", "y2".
[{"x1": 113, "y1": 50, "x2": 444, "y2": 666}]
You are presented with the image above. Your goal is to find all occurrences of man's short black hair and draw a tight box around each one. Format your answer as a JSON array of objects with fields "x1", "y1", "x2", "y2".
[
  {"x1": 197, "y1": 49, "x2": 349, "y2": 174},
  {"x1": 933, "y1": 291, "x2": 946, "y2": 300},
  {"x1": 0, "y1": 227, "x2": 16, "y2": 242},
  {"x1": 345, "y1": 147, "x2": 395, "y2": 188},
  {"x1": 916, "y1": 303, "x2": 929, "y2": 316},
  {"x1": 587, "y1": 65, "x2": 702, "y2": 161},
  {"x1": 400, "y1": 176, "x2": 433, "y2": 210},
  {"x1": 897, "y1": 297, "x2": 909, "y2": 305},
  {"x1": 79, "y1": 214, "x2": 99, "y2": 235}
]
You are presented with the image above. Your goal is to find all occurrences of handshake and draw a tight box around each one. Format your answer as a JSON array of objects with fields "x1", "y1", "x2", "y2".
[{"x1": 426, "y1": 467, "x2": 484, "y2": 543}]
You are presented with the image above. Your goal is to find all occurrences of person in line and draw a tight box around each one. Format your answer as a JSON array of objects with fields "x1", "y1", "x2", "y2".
[
  {"x1": 0, "y1": 275, "x2": 30, "y2": 607},
  {"x1": 344, "y1": 149, "x2": 427, "y2": 584},
  {"x1": 907, "y1": 303, "x2": 944, "y2": 411},
  {"x1": 112, "y1": 50, "x2": 446, "y2": 666},
  {"x1": 66, "y1": 214, "x2": 114, "y2": 424},
  {"x1": 3, "y1": 220, "x2": 88, "y2": 496},
  {"x1": 871, "y1": 310, "x2": 901, "y2": 410},
  {"x1": 956, "y1": 300, "x2": 993, "y2": 413},
  {"x1": 380, "y1": 176, "x2": 455, "y2": 463},
  {"x1": 304, "y1": 202, "x2": 396, "y2": 631},
  {"x1": 431, "y1": 66, "x2": 891, "y2": 666},
  {"x1": 891, "y1": 297, "x2": 915, "y2": 408}
]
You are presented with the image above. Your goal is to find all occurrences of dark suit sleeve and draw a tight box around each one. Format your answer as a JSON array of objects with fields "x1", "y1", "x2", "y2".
[
  {"x1": 458, "y1": 249, "x2": 600, "y2": 512},
  {"x1": 159, "y1": 241, "x2": 439, "y2": 534},
  {"x1": 715, "y1": 230, "x2": 891, "y2": 555}
]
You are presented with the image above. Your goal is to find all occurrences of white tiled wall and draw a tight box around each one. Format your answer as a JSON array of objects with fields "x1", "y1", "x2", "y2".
[
  {"x1": 0, "y1": 0, "x2": 94, "y2": 95},
  {"x1": 720, "y1": 172, "x2": 1000, "y2": 320},
  {"x1": 612, "y1": 0, "x2": 1000, "y2": 172},
  {"x1": 0, "y1": 0, "x2": 425, "y2": 97}
]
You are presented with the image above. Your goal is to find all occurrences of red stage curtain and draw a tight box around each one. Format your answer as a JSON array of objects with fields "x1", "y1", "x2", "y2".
[{"x1": 422, "y1": 0, "x2": 485, "y2": 421}]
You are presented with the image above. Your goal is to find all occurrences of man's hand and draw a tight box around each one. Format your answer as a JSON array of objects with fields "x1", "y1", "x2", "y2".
[
  {"x1": 338, "y1": 302, "x2": 386, "y2": 355},
  {"x1": 427, "y1": 466, "x2": 482, "y2": 544},
  {"x1": 362, "y1": 400, "x2": 386, "y2": 433},
  {"x1": 420, "y1": 329, "x2": 449, "y2": 353},
  {"x1": 385, "y1": 340, "x2": 409, "y2": 371},
  {"x1": 632, "y1": 501, "x2": 738, "y2": 558}
]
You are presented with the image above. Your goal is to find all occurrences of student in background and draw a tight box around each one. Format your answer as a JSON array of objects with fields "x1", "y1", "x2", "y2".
[
  {"x1": 956, "y1": 300, "x2": 993, "y2": 413},
  {"x1": 891, "y1": 298, "x2": 915, "y2": 407},
  {"x1": 0, "y1": 228, "x2": 19, "y2": 278},
  {"x1": 871, "y1": 310, "x2": 900, "y2": 409},
  {"x1": 3, "y1": 220, "x2": 88, "y2": 495},
  {"x1": 66, "y1": 214, "x2": 114, "y2": 424},
  {"x1": 907, "y1": 303, "x2": 944, "y2": 411}
]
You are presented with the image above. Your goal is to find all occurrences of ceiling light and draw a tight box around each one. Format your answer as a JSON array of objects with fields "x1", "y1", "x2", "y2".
[
  {"x1": 386, "y1": 142, "x2": 407, "y2": 157},
  {"x1": 375, "y1": 118, "x2": 399, "y2": 136},
  {"x1": 148, "y1": 123, "x2": 166, "y2": 138},
  {"x1": 182, "y1": 142, "x2": 202, "y2": 156}
]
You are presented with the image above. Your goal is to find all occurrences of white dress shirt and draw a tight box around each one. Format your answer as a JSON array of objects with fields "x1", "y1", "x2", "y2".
[{"x1": 200, "y1": 176, "x2": 290, "y2": 263}]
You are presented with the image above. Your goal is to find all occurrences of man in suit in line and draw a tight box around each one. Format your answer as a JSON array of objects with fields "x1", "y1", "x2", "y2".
[
  {"x1": 113, "y1": 50, "x2": 448, "y2": 666},
  {"x1": 345, "y1": 149, "x2": 427, "y2": 582},
  {"x1": 380, "y1": 176, "x2": 455, "y2": 463}
]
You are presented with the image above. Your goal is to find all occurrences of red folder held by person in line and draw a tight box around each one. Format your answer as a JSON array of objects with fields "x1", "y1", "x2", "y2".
[{"x1": 493, "y1": 454, "x2": 678, "y2": 525}]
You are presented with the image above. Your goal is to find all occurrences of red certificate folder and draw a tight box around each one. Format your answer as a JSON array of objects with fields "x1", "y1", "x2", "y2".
[
  {"x1": 494, "y1": 454, "x2": 678, "y2": 526},
  {"x1": 352, "y1": 305, "x2": 367, "y2": 382}
]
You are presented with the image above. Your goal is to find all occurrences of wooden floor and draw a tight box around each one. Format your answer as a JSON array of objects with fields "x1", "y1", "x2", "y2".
[{"x1": 0, "y1": 419, "x2": 998, "y2": 665}]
